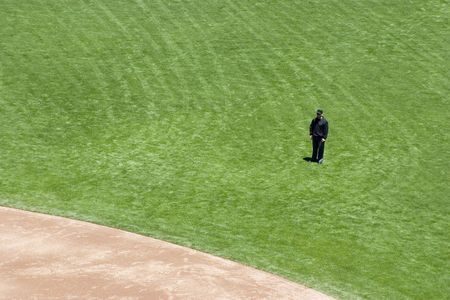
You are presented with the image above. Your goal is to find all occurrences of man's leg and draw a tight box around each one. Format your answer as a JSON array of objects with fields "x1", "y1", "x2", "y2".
[
  {"x1": 311, "y1": 137, "x2": 319, "y2": 162},
  {"x1": 318, "y1": 140, "x2": 325, "y2": 163}
]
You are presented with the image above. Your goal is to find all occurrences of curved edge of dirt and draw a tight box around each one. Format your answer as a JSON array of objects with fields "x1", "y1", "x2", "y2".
[{"x1": 0, "y1": 206, "x2": 335, "y2": 299}]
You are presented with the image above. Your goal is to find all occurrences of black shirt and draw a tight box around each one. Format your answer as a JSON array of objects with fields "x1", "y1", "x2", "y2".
[{"x1": 310, "y1": 117, "x2": 328, "y2": 139}]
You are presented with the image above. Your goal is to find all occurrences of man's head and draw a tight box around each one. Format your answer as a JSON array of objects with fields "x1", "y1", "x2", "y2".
[{"x1": 316, "y1": 109, "x2": 324, "y2": 119}]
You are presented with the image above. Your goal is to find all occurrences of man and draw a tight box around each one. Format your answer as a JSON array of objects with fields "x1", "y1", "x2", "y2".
[{"x1": 309, "y1": 109, "x2": 328, "y2": 164}]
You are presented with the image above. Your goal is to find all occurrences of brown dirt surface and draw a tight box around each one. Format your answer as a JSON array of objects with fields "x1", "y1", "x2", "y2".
[{"x1": 0, "y1": 206, "x2": 334, "y2": 299}]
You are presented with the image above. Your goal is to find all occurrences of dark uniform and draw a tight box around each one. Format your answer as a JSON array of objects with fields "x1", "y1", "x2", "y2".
[{"x1": 309, "y1": 112, "x2": 328, "y2": 163}]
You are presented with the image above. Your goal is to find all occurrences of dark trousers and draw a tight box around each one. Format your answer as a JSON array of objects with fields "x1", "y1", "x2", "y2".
[{"x1": 312, "y1": 136, "x2": 325, "y2": 162}]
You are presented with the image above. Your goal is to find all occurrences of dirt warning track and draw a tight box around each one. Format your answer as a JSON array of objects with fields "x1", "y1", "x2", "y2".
[{"x1": 0, "y1": 206, "x2": 334, "y2": 299}]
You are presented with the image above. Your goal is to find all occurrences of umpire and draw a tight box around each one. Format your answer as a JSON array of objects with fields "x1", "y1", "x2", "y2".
[{"x1": 309, "y1": 109, "x2": 328, "y2": 163}]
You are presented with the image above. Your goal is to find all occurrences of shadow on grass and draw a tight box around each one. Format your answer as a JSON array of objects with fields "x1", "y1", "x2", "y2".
[{"x1": 303, "y1": 157, "x2": 313, "y2": 162}]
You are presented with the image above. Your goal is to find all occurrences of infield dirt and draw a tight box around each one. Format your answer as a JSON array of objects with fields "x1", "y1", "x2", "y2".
[{"x1": 0, "y1": 206, "x2": 334, "y2": 299}]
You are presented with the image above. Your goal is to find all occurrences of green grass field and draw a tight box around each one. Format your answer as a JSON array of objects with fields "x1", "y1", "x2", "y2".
[{"x1": 1, "y1": 0, "x2": 449, "y2": 298}]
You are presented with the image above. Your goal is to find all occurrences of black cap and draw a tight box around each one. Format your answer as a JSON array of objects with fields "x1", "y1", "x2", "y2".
[{"x1": 316, "y1": 109, "x2": 324, "y2": 115}]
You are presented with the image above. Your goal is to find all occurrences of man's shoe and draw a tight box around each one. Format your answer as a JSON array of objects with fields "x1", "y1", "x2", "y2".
[{"x1": 318, "y1": 159, "x2": 324, "y2": 164}]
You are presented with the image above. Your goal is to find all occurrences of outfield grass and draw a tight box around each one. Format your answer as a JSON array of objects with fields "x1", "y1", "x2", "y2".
[{"x1": 1, "y1": 0, "x2": 449, "y2": 298}]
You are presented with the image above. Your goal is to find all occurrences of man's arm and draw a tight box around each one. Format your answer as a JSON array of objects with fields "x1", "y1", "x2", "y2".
[{"x1": 322, "y1": 121, "x2": 328, "y2": 140}]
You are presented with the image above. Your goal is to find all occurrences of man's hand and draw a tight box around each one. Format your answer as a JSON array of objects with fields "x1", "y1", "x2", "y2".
[
  {"x1": 321, "y1": 138, "x2": 326, "y2": 142},
  {"x1": 310, "y1": 135, "x2": 312, "y2": 140}
]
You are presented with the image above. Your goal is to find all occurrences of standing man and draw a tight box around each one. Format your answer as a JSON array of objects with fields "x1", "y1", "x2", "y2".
[{"x1": 309, "y1": 109, "x2": 328, "y2": 164}]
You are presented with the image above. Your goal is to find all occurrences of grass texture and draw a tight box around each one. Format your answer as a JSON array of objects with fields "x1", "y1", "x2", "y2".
[{"x1": 1, "y1": 0, "x2": 449, "y2": 298}]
